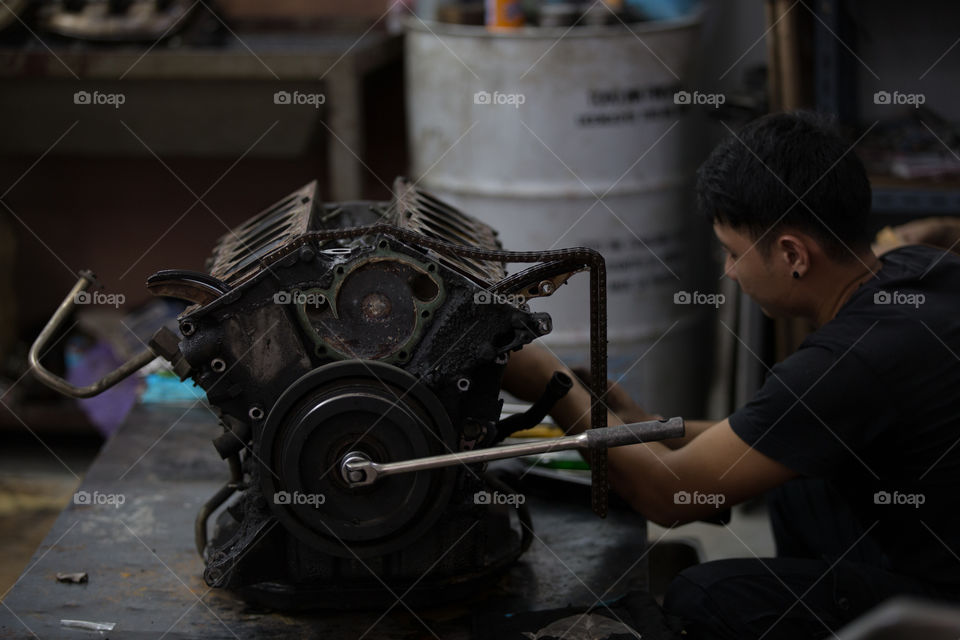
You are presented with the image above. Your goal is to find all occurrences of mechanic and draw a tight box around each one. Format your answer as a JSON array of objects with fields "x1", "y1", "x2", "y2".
[{"x1": 503, "y1": 112, "x2": 960, "y2": 639}]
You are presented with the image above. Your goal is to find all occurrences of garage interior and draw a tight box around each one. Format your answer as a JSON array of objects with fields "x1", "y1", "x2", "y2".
[{"x1": 1, "y1": 1, "x2": 959, "y2": 638}]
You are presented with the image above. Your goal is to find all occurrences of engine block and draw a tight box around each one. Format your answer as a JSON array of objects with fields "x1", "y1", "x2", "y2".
[
  {"x1": 29, "y1": 177, "x2": 633, "y2": 610},
  {"x1": 152, "y1": 178, "x2": 574, "y2": 607}
]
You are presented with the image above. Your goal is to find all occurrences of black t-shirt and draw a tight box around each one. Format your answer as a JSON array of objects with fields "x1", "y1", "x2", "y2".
[{"x1": 730, "y1": 245, "x2": 960, "y2": 586}]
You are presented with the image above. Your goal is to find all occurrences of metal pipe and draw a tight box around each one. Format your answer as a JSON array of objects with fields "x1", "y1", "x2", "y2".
[
  {"x1": 195, "y1": 454, "x2": 242, "y2": 556},
  {"x1": 28, "y1": 271, "x2": 158, "y2": 399},
  {"x1": 495, "y1": 371, "x2": 574, "y2": 440},
  {"x1": 341, "y1": 417, "x2": 683, "y2": 487}
]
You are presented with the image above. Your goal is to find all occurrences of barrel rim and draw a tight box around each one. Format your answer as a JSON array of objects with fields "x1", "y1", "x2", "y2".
[
  {"x1": 403, "y1": 11, "x2": 702, "y2": 40},
  {"x1": 416, "y1": 175, "x2": 690, "y2": 199}
]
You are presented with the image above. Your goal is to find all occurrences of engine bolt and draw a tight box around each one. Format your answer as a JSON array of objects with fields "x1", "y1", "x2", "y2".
[
  {"x1": 538, "y1": 281, "x2": 555, "y2": 295},
  {"x1": 457, "y1": 377, "x2": 471, "y2": 392},
  {"x1": 298, "y1": 246, "x2": 316, "y2": 262}
]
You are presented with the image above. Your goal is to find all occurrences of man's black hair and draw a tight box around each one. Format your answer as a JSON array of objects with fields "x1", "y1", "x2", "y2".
[{"x1": 696, "y1": 111, "x2": 872, "y2": 261}]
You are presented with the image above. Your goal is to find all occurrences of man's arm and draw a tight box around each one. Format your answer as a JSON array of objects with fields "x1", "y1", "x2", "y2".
[
  {"x1": 661, "y1": 420, "x2": 714, "y2": 449},
  {"x1": 607, "y1": 419, "x2": 796, "y2": 526},
  {"x1": 550, "y1": 379, "x2": 796, "y2": 525},
  {"x1": 503, "y1": 345, "x2": 797, "y2": 525}
]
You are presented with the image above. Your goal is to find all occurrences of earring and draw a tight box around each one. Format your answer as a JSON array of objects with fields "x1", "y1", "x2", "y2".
[{"x1": 793, "y1": 271, "x2": 800, "y2": 279}]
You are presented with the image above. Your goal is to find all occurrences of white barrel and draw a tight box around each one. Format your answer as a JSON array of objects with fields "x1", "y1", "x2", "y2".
[{"x1": 406, "y1": 16, "x2": 709, "y2": 415}]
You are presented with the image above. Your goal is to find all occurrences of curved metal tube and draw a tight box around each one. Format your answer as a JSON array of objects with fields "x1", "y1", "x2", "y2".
[
  {"x1": 195, "y1": 454, "x2": 242, "y2": 557},
  {"x1": 28, "y1": 270, "x2": 158, "y2": 399}
]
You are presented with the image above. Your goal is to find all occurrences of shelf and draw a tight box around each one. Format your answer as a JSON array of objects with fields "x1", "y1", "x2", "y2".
[
  {"x1": 870, "y1": 175, "x2": 960, "y2": 214},
  {"x1": 815, "y1": 1, "x2": 960, "y2": 215}
]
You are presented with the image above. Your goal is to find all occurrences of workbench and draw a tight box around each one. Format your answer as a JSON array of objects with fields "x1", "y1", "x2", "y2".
[{"x1": 0, "y1": 405, "x2": 649, "y2": 639}]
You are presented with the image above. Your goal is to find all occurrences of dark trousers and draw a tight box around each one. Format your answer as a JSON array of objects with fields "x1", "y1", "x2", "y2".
[{"x1": 662, "y1": 478, "x2": 953, "y2": 639}]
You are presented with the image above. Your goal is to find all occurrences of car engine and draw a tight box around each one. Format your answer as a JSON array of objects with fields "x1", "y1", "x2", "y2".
[{"x1": 29, "y1": 177, "x2": 682, "y2": 609}]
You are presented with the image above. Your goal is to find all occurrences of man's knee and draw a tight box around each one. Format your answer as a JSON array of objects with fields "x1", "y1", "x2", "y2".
[{"x1": 663, "y1": 560, "x2": 754, "y2": 639}]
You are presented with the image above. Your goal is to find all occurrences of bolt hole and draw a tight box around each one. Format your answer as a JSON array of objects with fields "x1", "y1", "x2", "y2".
[
  {"x1": 457, "y1": 378, "x2": 471, "y2": 391},
  {"x1": 248, "y1": 406, "x2": 264, "y2": 421},
  {"x1": 211, "y1": 358, "x2": 227, "y2": 373},
  {"x1": 180, "y1": 320, "x2": 195, "y2": 336}
]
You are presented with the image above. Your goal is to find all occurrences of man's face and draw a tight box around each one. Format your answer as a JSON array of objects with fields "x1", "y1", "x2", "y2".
[{"x1": 713, "y1": 222, "x2": 794, "y2": 318}]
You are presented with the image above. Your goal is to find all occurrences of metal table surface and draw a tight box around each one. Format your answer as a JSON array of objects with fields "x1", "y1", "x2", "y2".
[{"x1": 0, "y1": 405, "x2": 649, "y2": 639}]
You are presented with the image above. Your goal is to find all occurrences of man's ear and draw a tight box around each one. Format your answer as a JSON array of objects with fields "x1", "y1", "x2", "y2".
[{"x1": 775, "y1": 234, "x2": 810, "y2": 277}]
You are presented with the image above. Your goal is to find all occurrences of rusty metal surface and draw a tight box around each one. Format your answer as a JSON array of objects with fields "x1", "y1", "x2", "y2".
[
  {"x1": 259, "y1": 220, "x2": 611, "y2": 516},
  {"x1": 0, "y1": 405, "x2": 648, "y2": 639}
]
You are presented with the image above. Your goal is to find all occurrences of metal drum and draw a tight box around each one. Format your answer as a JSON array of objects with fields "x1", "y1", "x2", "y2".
[{"x1": 406, "y1": 15, "x2": 709, "y2": 415}]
